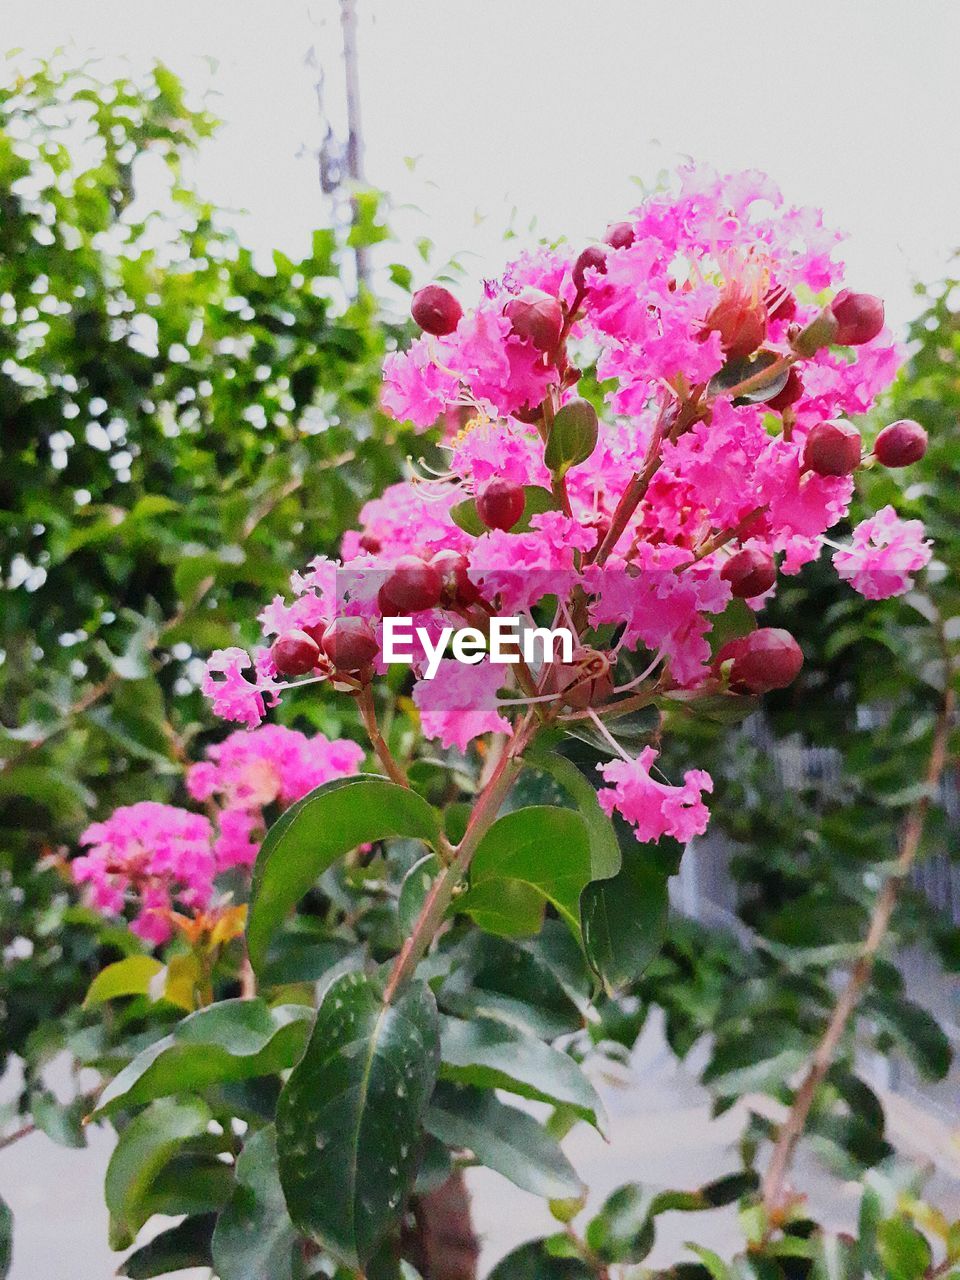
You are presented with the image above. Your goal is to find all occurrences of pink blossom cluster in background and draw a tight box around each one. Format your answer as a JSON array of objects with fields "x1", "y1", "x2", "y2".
[
  {"x1": 71, "y1": 727, "x2": 364, "y2": 942},
  {"x1": 202, "y1": 164, "x2": 933, "y2": 847}
]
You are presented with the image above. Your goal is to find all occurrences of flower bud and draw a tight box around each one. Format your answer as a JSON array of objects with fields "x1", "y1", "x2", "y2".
[
  {"x1": 716, "y1": 628, "x2": 803, "y2": 694},
  {"x1": 551, "y1": 648, "x2": 613, "y2": 710},
  {"x1": 411, "y1": 285, "x2": 462, "y2": 336},
  {"x1": 378, "y1": 555, "x2": 444, "y2": 615},
  {"x1": 476, "y1": 477, "x2": 525, "y2": 532},
  {"x1": 874, "y1": 419, "x2": 928, "y2": 468},
  {"x1": 429, "y1": 549, "x2": 481, "y2": 606},
  {"x1": 766, "y1": 368, "x2": 803, "y2": 414},
  {"x1": 828, "y1": 290, "x2": 885, "y2": 346},
  {"x1": 358, "y1": 532, "x2": 382, "y2": 554},
  {"x1": 803, "y1": 420, "x2": 862, "y2": 476},
  {"x1": 572, "y1": 245, "x2": 607, "y2": 291},
  {"x1": 271, "y1": 629, "x2": 321, "y2": 676},
  {"x1": 604, "y1": 221, "x2": 635, "y2": 249},
  {"x1": 320, "y1": 617, "x2": 379, "y2": 672},
  {"x1": 790, "y1": 306, "x2": 838, "y2": 358},
  {"x1": 702, "y1": 284, "x2": 767, "y2": 359},
  {"x1": 504, "y1": 290, "x2": 564, "y2": 352},
  {"x1": 720, "y1": 548, "x2": 777, "y2": 599}
]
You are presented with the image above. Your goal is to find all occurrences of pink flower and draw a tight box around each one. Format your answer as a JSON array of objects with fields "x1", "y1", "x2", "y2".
[
  {"x1": 833, "y1": 505, "x2": 932, "y2": 599},
  {"x1": 597, "y1": 748, "x2": 713, "y2": 844},
  {"x1": 413, "y1": 660, "x2": 511, "y2": 751},
  {"x1": 72, "y1": 802, "x2": 215, "y2": 943},
  {"x1": 187, "y1": 725, "x2": 365, "y2": 871},
  {"x1": 201, "y1": 648, "x2": 280, "y2": 729}
]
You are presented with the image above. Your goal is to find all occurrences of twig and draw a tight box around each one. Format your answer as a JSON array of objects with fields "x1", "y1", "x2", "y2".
[
  {"x1": 760, "y1": 629, "x2": 956, "y2": 1216},
  {"x1": 0, "y1": 1121, "x2": 35, "y2": 1152}
]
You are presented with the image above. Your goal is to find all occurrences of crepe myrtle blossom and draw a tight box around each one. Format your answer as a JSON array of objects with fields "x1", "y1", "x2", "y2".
[
  {"x1": 73, "y1": 802, "x2": 216, "y2": 944},
  {"x1": 832, "y1": 506, "x2": 932, "y2": 600},
  {"x1": 200, "y1": 165, "x2": 933, "y2": 851},
  {"x1": 187, "y1": 725, "x2": 365, "y2": 869},
  {"x1": 72, "y1": 727, "x2": 364, "y2": 935}
]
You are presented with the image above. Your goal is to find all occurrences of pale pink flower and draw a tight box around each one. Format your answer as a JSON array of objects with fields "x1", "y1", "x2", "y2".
[{"x1": 833, "y1": 505, "x2": 932, "y2": 599}]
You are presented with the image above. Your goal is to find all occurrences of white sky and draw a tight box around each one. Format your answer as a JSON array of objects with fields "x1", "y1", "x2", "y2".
[{"x1": 5, "y1": 0, "x2": 960, "y2": 332}]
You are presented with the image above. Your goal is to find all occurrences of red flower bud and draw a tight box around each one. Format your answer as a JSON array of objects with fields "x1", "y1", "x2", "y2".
[
  {"x1": 716, "y1": 628, "x2": 803, "y2": 694},
  {"x1": 359, "y1": 532, "x2": 382, "y2": 554},
  {"x1": 476, "y1": 477, "x2": 525, "y2": 532},
  {"x1": 411, "y1": 285, "x2": 462, "y2": 336},
  {"x1": 803, "y1": 420, "x2": 862, "y2": 476},
  {"x1": 320, "y1": 617, "x2": 379, "y2": 672},
  {"x1": 504, "y1": 290, "x2": 564, "y2": 352},
  {"x1": 271, "y1": 629, "x2": 321, "y2": 676},
  {"x1": 379, "y1": 555, "x2": 444, "y2": 615},
  {"x1": 874, "y1": 419, "x2": 928, "y2": 468},
  {"x1": 766, "y1": 368, "x2": 803, "y2": 414},
  {"x1": 604, "y1": 221, "x2": 635, "y2": 249},
  {"x1": 572, "y1": 245, "x2": 608, "y2": 291},
  {"x1": 828, "y1": 289, "x2": 884, "y2": 346},
  {"x1": 720, "y1": 548, "x2": 777, "y2": 599},
  {"x1": 702, "y1": 284, "x2": 767, "y2": 359},
  {"x1": 429, "y1": 549, "x2": 481, "y2": 606}
]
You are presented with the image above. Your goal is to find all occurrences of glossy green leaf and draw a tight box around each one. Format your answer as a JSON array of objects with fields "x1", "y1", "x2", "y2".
[
  {"x1": 439, "y1": 1014, "x2": 606, "y2": 1133},
  {"x1": 105, "y1": 1097, "x2": 212, "y2": 1250},
  {"x1": 83, "y1": 956, "x2": 164, "y2": 1007},
  {"x1": 94, "y1": 1000, "x2": 313, "y2": 1116},
  {"x1": 459, "y1": 806, "x2": 592, "y2": 937},
  {"x1": 212, "y1": 1126, "x2": 296, "y2": 1280},
  {"x1": 488, "y1": 1242, "x2": 594, "y2": 1279},
  {"x1": 398, "y1": 852, "x2": 440, "y2": 936},
  {"x1": 119, "y1": 1214, "x2": 215, "y2": 1278},
  {"x1": 581, "y1": 850, "x2": 670, "y2": 988},
  {"x1": 276, "y1": 971, "x2": 439, "y2": 1267},
  {"x1": 426, "y1": 1082, "x2": 582, "y2": 1199},
  {"x1": 247, "y1": 776, "x2": 439, "y2": 972},
  {"x1": 527, "y1": 752, "x2": 620, "y2": 881}
]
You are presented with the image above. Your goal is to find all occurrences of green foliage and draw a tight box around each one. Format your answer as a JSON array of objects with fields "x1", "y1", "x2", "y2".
[
  {"x1": 246, "y1": 775, "x2": 440, "y2": 971},
  {"x1": 276, "y1": 970, "x2": 439, "y2": 1268}
]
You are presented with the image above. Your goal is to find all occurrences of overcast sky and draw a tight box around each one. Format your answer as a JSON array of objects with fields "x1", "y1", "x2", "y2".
[{"x1": 5, "y1": 1, "x2": 960, "y2": 332}]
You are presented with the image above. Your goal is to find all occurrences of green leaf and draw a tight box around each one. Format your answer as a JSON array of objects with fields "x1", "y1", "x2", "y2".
[
  {"x1": 276, "y1": 971, "x2": 439, "y2": 1267},
  {"x1": 877, "y1": 1217, "x2": 933, "y2": 1280},
  {"x1": 29, "y1": 1090, "x2": 87, "y2": 1148},
  {"x1": 439, "y1": 1014, "x2": 606, "y2": 1133},
  {"x1": 0, "y1": 1195, "x2": 10, "y2": 1280},
  {"x1": 247, "y1": 775, "x2": 439, "y2": 972},
  {"x1": 119, "y1": 1214, "x2": 214, "y2": 1278},
  {"x1": 94, "y1": 1000, "x2": 313, "y2": 1116},
  {"x1": 865, "y1": 993, "x2": 952, "y2": 1081},
  {"x1": 398, "y1": 852, "x2": 440, "y2": 936},
  {"x1": 544, "y1": 399, "x2": 599, "y2": 476},
  {"x1": 105, "y1": 1097, "x2": 212, "y2": 1250},
  {"x1": 212, "y1": 1126, "x2": 296, "y2": 1280},
  {"x1": 527, "y1": 753, "x2": 620, "y2": 881},
  {"x1": 458, "y1": 806, "x2": 591, "y2": 937},
  {"x1": 83, "y1": 956, "x2": 164, "y2": 1007},
  {"x1": 450, "y1": 484, "x2": 555, "y2": 536},
  {"x1": 488, "y1": 1242, "x2": 594, "y2": 1279},
  {"x1": 426, "y1": 1083, "x2": 582, "y2": 1200},
  {"x1": 581, "y1": 849, "x2": 670, "y2": 988}
]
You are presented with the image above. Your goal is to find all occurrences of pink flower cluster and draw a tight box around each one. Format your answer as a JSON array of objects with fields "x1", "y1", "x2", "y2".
[
  {"x1": 201, "y1": 165, "x2": 931, "y2": 847},
  {"x1": 73, "y1": 802, "x2": 215, "y2": 944},
  {"x1": 72, "y1": 727, "x2": 364, "y2": 943},
  {"x1": 187, "y1": 725, "x2": 364, "y2": 869}
]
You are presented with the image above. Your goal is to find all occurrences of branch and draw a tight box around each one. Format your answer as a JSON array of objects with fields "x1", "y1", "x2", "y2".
[
  {"x1": 382, "y1": 712, "x2": 537, "y2": 1004},
  {"x1": 761, "y1": 641, "x2": 956, "y2": 1217}
]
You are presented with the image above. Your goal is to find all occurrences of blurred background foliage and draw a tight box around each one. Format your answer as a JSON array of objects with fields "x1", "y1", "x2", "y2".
[
  {"x1": 0, "y1": 56, "x2": 413, "y2": 1089},
  {"x1": 1, "y1": 52, "x2": 959, "y2": 1280}
]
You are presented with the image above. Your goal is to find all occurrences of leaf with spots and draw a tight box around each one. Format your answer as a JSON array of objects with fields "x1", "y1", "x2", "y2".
[{"x1": 276, "y1": 971, "x2": 439, "y2": 1268}]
